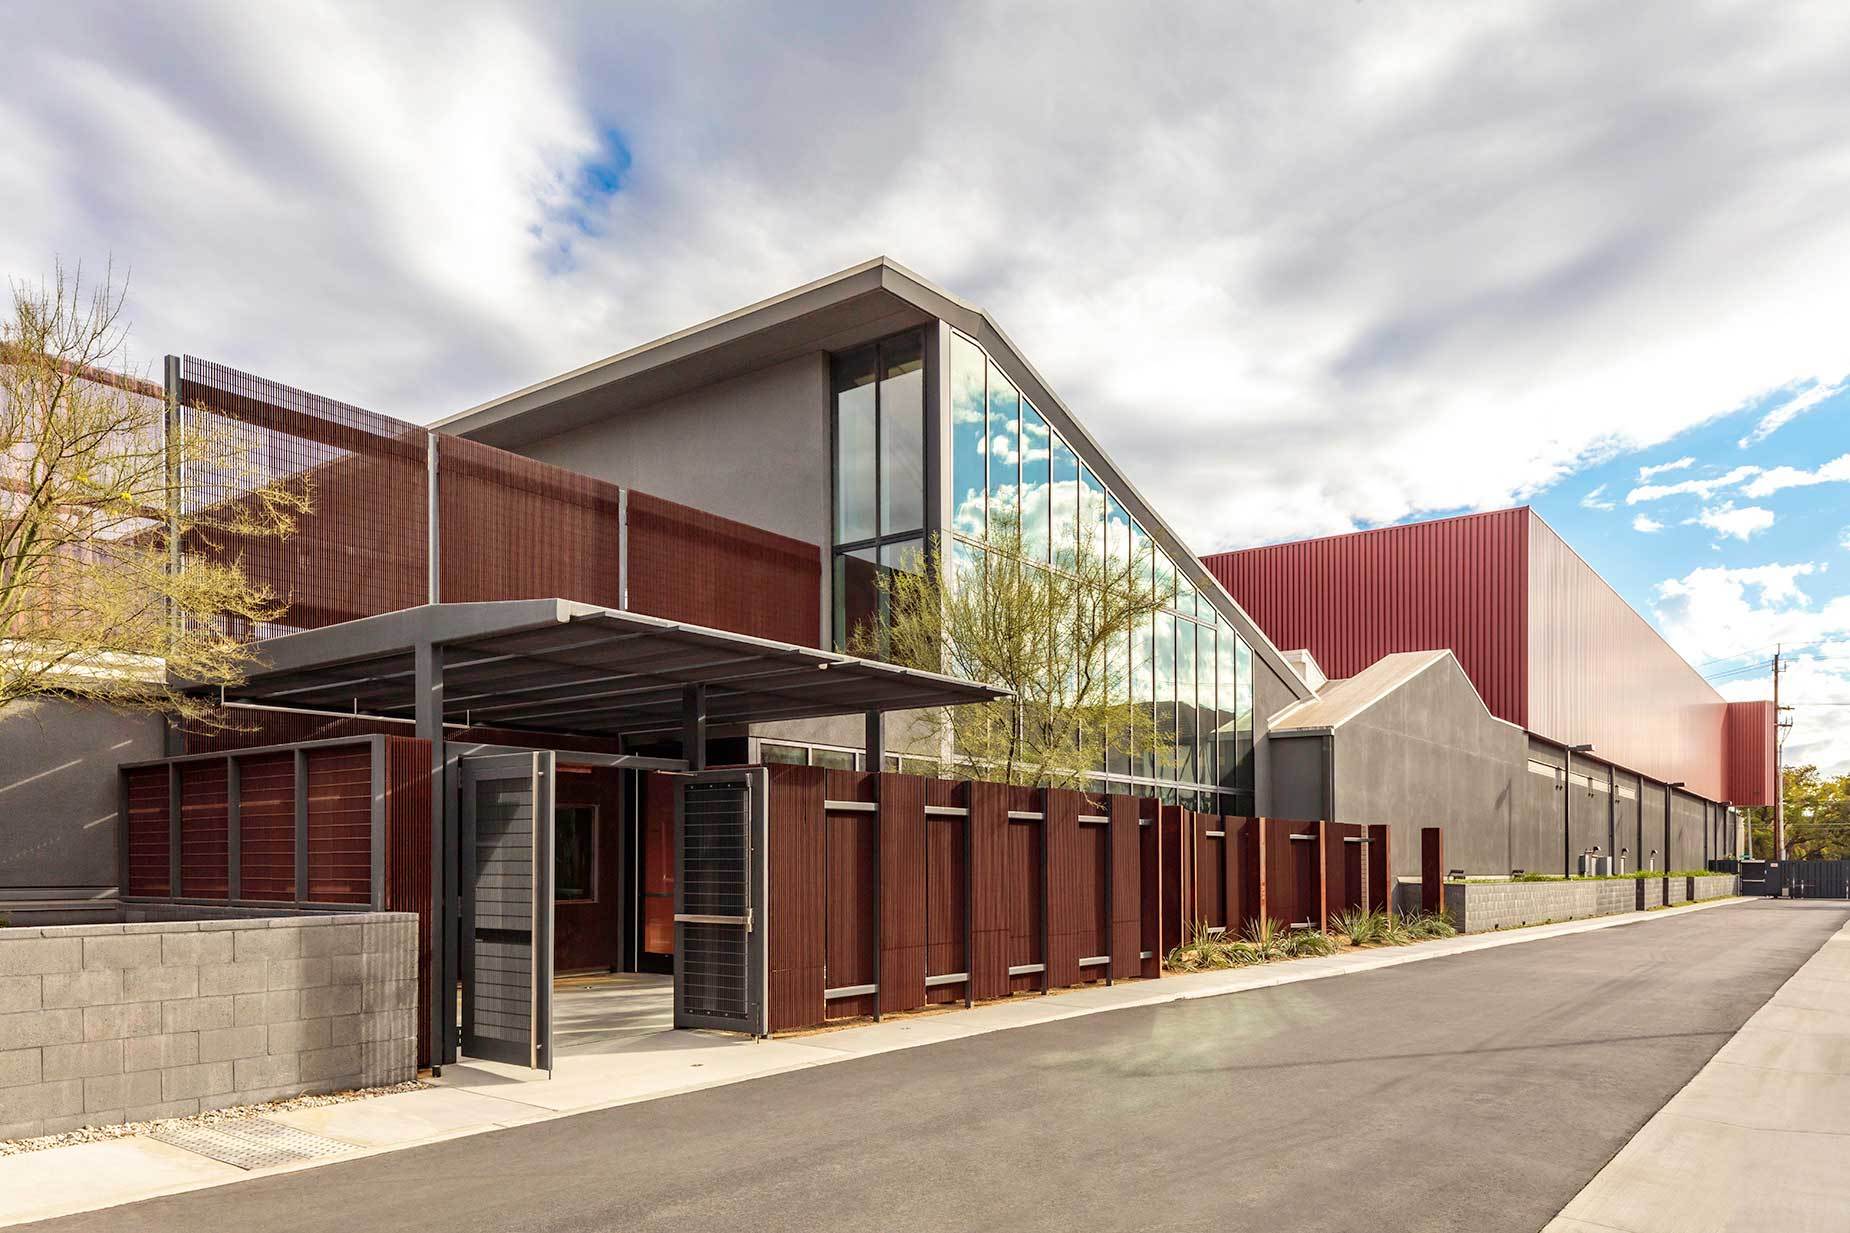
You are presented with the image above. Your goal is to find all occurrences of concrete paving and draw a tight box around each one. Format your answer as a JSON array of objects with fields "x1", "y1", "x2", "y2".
[
  {"x1": 6, "y1": 897, "x2": 1838, "y2": 1233},
  {"x1": 1546, "y1": 904, "x2": 1850, "y2": 1233}
]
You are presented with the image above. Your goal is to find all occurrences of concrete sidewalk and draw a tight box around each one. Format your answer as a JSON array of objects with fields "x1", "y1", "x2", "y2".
[
  {"x1": 1546, "y1": 907, "x2": 1850, "y2": 1233},
  {"x1": 0, "y1": 896, "x2": 1749, "y2": 1228}
]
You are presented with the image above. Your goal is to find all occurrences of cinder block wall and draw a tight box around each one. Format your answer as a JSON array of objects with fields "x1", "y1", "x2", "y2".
[{"x1": 0, "y1": 912, "x2": 417, "y2": 1141}]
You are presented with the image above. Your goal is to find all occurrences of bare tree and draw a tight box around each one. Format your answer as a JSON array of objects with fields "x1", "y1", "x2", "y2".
[
  {"x1": 0, "y1": 260, "x2": 308, "y2": 717},
  {"x1": 859, "y1": 512, "x2": 1175, "y2": 789}
]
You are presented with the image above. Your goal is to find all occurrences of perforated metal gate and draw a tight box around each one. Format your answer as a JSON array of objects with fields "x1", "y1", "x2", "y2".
[
  {"x1": 460, "y1": 751, "x2": 555, "y2": 1069},
  {"x1": 674, "y1": 767, "x2": 768, "y2": 1035}
]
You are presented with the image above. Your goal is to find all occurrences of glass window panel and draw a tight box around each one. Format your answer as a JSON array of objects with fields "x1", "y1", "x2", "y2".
[
  {"x1": 986, "y1": 361, "x2": 1019, "y2": 539},
  {"x1": 811, "y1": 748, "x2": 856, "y2": 771},
  {"x1": 1236, "y1": 634, "x2": 1255, "y2": 797},
  {"x1": 1177, "y1": 573, "x2": 1196, "y2": 618},
  {"x1": 1176, "y1": 618, "x2": 1197, "y2": 784},
  {"x1": 948, "y1": 536, "x2": 983, "y2": 597},
  {"x1": 1105, "y1": 494, "x2": 1131, "y2": 593},
  {"x1": 1049, "y1": 432, "x2": 1078, "y2": 567},
  {"x1": 833, "y1": 349, "x2": 877, "y2": 544},
  {"x1": 1019, "y1": 400, "x2": 1050, "y2": 562},
  {"x1": 1154, "y1": 549, "x2": 1176, "y2": 610},
  {"x1": 949, "y1": 334, "x2": 987, "y2": 540},
  {"x1": 879, "y1": 334, "x2": 924, "y2": 537},
  {"x1": 1133, "y1": 615, "x2": 1153, "y2": 779},
  {"x1": 1079, "y1": 466, "x2": 1106, "y2": 560},
  {"x1": 759, "y1": 742, "x2": 808, "y2": 766},
  {"x1": 1198, "y1": 621, "x2": 1216, "y2": 788},
  {"x1": 832, "y1": 546, "x2": 879, "y2": 652},
  {"x1": 554, "y1": 805, "x2": 597, "y2": 901},
  {"x1": 1217, "y1": 622, "x2": 1239, "y2": 792},
  {"x1": 1155, "y1": 612, "x2": 1176, "y2": 780},
  {"x1": 1108, "y1": 616, "x2": 1130, "y2": 777},
  {"x1": 1129, "y1": 520, "x2": 1153, "y2": 603}
]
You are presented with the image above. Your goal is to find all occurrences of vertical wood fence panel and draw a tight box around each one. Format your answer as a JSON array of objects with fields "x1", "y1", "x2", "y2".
[
  {"x1": 968, "y1": 780, "x2": 1011, "y2": 1002},
  {"x1": 1043, "y1": 788, "x2": 1083, "y2": 989},
  {"x1": 877, "y1": 772, "x2": 927, "y2": 1016},
  {"x1": 924, "y1": 779, "x2": 968, "y2": 1005},
  {"x1": 767, "y1": 764, "x2": 827, "y2": 1033},
  {"x1": 1108, "y1": 795, "x2": 1143, "y2": 979},
  {"x1": 178, "y1": 760, "x2": 230, "y2": 900},
  {"x1": 1368, "y1": 824, "x2": 1392, "y2": 915},
  {"x1": 1139, "y1": 798, "x2": 1162, "y2": 977},
  {"x1": 1421, "y1": 827, "x2": 1445, "y2": 914},
  {"x1": 824, "y1": 798, "x2": 878, "y2": 1020}
]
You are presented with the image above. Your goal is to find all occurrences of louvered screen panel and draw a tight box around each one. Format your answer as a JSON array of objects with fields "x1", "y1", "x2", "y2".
[
  {"x1": 679, "y1": 781, "x2": 751, "y2": 1022},
  {"x1": 305, "y1": 747, "x2": 371, "y2": 903},
  {"x1": 178, "y1": 760, "x2": 229, "y2": 899},
  {"x1": 237, "y1": 752, "x2": 296, "y2": 902},
  {"x1": 123, "y1": 766, "x2": 171, "y2": 897}
]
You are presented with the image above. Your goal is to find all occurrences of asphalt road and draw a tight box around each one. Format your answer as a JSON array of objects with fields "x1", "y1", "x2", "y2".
[{"x1": 24, "y1": 899, "x2": 1847, "y2": 1233}]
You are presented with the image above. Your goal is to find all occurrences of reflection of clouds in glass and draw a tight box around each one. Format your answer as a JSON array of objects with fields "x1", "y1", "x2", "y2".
[
  {"x1": 989, "y1": 433, "x2": 1019, "y2": 466},
  {"x1": 952, "y1": 490, "x2": 986, "y2": 538}
]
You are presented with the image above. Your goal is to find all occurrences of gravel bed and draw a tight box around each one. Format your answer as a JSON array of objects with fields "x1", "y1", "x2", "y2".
[{"x1": 0, "y1": 1080, "x2": 429, "y2": 1157}]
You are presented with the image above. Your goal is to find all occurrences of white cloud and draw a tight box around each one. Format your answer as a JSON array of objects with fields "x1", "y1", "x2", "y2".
[
  {"x1": 1739, "y1": 453, "x2": 1850, "y2": 498},
  {"x1": 1738, "y1": 378, "x2": 1847, "y2": 447},
  {"x1": 5, "y1": 2, "x2": 1850, "y2": 557},
  {"x1": 1626, "y1": 466, "x2": 1760, "y2": 505},
  {"x1": 1687, "y1": 502, "x2": 1775, "y2": 541},
  {"x1": 1633, "y1": 513, "x2": 1665, "y2": 533},
  {"x1": 1638, "y1": 456, "x2": 1696, "y2": 481},
  {"x1": 1654, "y1": 562, "x2": 1850, "y2": 772},
  {"x1": 1581, "y1": 485, "x2": 1616, "y2": 510}
]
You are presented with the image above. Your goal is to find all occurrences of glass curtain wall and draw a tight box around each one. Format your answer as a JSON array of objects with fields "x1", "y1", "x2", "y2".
[
  {"x1": 941, "y1": 327, "x2": 1258, "y2": 814},
  {"x1": 833, "y1": 330, "x2": 926, "y2": 651}
]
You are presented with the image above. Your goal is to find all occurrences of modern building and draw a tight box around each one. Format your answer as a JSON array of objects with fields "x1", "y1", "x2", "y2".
[
  {"x1": 3, "y1": 263, "x2": 1772, "y2": 940},
  {"x1": 1204, "y1": 507, "x2": 1776, "y2": 877}
]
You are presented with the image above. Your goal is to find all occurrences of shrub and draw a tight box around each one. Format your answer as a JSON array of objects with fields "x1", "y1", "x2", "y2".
[
  {"x1": 1282, "y1": 928, "x2": 1338, "y2": 958},
  {"x1": 1329, "y1": 907, "x2": 1389, "y2": 946},
  {"x1": 1400, "y1": 909, "x2": 1458, "y2": 940}
]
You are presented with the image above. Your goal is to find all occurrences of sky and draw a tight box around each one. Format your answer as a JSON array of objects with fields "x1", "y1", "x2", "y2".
[{"x1": 2, "y1": 1, "x2": 1847, "y2": 771}]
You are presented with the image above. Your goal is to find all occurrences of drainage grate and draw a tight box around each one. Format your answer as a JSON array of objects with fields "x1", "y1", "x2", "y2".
[{"x1": 151, "y1": 1117, "x2": 358, "y2": 1170}]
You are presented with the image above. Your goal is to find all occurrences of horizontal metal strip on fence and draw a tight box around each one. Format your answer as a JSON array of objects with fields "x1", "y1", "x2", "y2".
[
  {"x1": 1007, "y1": 963, "x2": 1045, "y2": 976},
  {"x1": 1290, "y1": 833, "x2": 1316, "y2": 841},
  {"x1": 1078, "y1": 956, "x2": 1110, "y2": 967},
  {"x1": 1206, "y1": 830, "x2": 1226, "y2": 838},
  {"x1": 1079, "y1": 814, "x2": 1109, "y2": 825},
  {"x1": 675, "y1": 912, "x2": 752, "y2": 927},
  {"x1": 824, "y1": 983, "x2": 877, "y2": 1000},
  {"x1": 824, "y1": 799, "x2": 877, "y2": 813},
  {"x1": 924, "y1": 972, "x2": 968, "y2": 988},
  {"x1": 1007, "y1": 811, "x2": 1044, "y2": 821},
  {"x1": 924, "y1": 805, "x2": 968, "y2": 818}
]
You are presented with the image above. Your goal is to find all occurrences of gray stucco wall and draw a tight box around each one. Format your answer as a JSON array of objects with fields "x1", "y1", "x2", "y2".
[
  {"x1": 0, "y1": 700, "x2": 163, "y2": 925},
  {"x1": 0, "y1": 912, "x2": 417, "y2": 1141},
  {"x1": 1325, "y1": 656, "x2": 1527, "y2": 880}
]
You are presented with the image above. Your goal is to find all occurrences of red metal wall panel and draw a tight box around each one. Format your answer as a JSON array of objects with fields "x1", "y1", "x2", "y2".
[
  {"x1": 1367, "y1": 824, "x2": 1391, "y2": 915},
  {"x1": 968, "y1": 779, "x2": 1012, "y2": 1001},
  {"x1": 1108, "y1": 795, "x2": 1144, "y2": 979},
  {"x1": 1724, "y1": 700, "x2": 1776, "y2": 807},
  {"x1": 1204, "y1": 508, "x2": 1531, "y2": 726},
  {"x1": 123, "y1": 766, "x2": 171, "y2": 897},
  {"x1": 1525, "y1": 516, "x2": 1728, "y2": 800},
  {"x1": 824, "y1": 803, "x2": 878, "y2": 1019},
  {"x1": 1262, "y1": 819, "x2": 1323, "y2": 928},
  {"x1": 625, "y1": 491, "x2": 821, "y2": 647},
  {"x1": 304, "y1": 747, "x2": 371, "y2": 904},
  {"x1": 924, "y1": 793, "x2": 968, "y2": 1005},
  {"x1": 178, "y1": 760, "x2": 230, "y2": 900},
  {"x1": 237, "y1": 752, "x2": 296, "y2": 902}
]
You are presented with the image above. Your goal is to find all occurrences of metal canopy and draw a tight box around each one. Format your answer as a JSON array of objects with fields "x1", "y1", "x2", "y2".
[{"x1": 216, "y1": 599, "x2": 1006, "y2": 737}]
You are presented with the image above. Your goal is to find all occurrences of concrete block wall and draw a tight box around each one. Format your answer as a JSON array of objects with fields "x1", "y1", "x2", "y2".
[
  {"x1": 1689, "y1": 875, "x2": 1738, "y2": 902},
  {"x1": 1637, "y1": 878, "x2": 1665, "y2": 910},
  {"x1": 0, "y1": 912, "x2": 417, "y2": 1141},
  {"x1": 1444, "y1": 875, "x2": 1740, "y2": 933},
  {"x1": 1666, "y1": 878, "x2": 1689, "y2": 906}
]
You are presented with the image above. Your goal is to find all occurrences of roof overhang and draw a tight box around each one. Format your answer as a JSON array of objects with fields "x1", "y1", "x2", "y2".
[{"x1": 200, "y1": 599, "x2": 1008, "y2": 738}]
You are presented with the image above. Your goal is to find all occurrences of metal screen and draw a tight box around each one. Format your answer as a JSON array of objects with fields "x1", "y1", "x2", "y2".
[
  {"x1": 461, "y1": 752, "x2": 555, "y2": 1069},
  {"x1": 674, "y1": 768, "x2": 768, "y2": 1034}
]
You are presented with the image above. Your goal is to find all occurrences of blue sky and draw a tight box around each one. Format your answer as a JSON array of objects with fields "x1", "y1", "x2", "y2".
[{"x1": 2, "y1": 1, "x2": 1847, "y2": 768}]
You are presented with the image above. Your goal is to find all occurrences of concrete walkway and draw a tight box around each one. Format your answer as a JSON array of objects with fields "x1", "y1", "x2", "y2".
[
  {"x1": 1547, "y1": 906, "x2": 1850, "y2": 1233},
  {"x1": 0, "y1": 896, "x2": 1750, "y2": 1227}
]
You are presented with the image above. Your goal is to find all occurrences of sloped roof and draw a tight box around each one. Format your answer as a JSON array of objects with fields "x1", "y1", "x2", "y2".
[{"x1": 1266, "y1": 650, "x2": 1454, "y2": 733}]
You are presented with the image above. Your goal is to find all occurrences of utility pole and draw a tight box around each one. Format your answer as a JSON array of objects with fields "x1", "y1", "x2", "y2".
[{"x1": 1773, "y1": 647, "x2": 1784, "y2": 861}]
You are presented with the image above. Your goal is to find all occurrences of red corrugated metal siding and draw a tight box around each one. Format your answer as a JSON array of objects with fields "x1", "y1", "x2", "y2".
[
  {"x1": 1203, "y1": 508, "x2": 1530, "y2": 727},
  {"x1": 237, "y1": 752, "x2": 297, "y2": 901},
  {"x1": 1724, "y1": 700, "x2": 1777, "y2": 807},
  {"x1": 305, "y1": 747, "x2": 371, "y2": 903},
  {"x1": 123, "y1": 766, "x2": 171, "y2": 897},
  {"x1": 766, "y1": 763, "x2": 827, "y2": 1033},
  {"x1": 877, "y1": 773, "x2": 928, "y2": 1016},
  {"x1": 1526, "y1": 516, "x2": 1727, "y2": 800},
  {"x1": 178, "y1": 760, "x2": 230, "y2": 899}
]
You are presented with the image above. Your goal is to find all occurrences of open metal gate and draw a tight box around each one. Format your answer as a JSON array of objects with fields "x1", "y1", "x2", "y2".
[
  {"x1": 673, "y1": 767, "x2": 769, "y2": 1036},
  {"x1": 459, "y1": 751, "x2": 555, "y2": 1069}
]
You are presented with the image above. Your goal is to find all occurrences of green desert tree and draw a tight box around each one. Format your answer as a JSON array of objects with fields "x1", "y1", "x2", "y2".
[
  {"x1": 0, "y1": 260, "x2": 309, "y2": 718},
  {"x1": 853, "y1": 511, "x2": 1175, "y2": 788}
]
